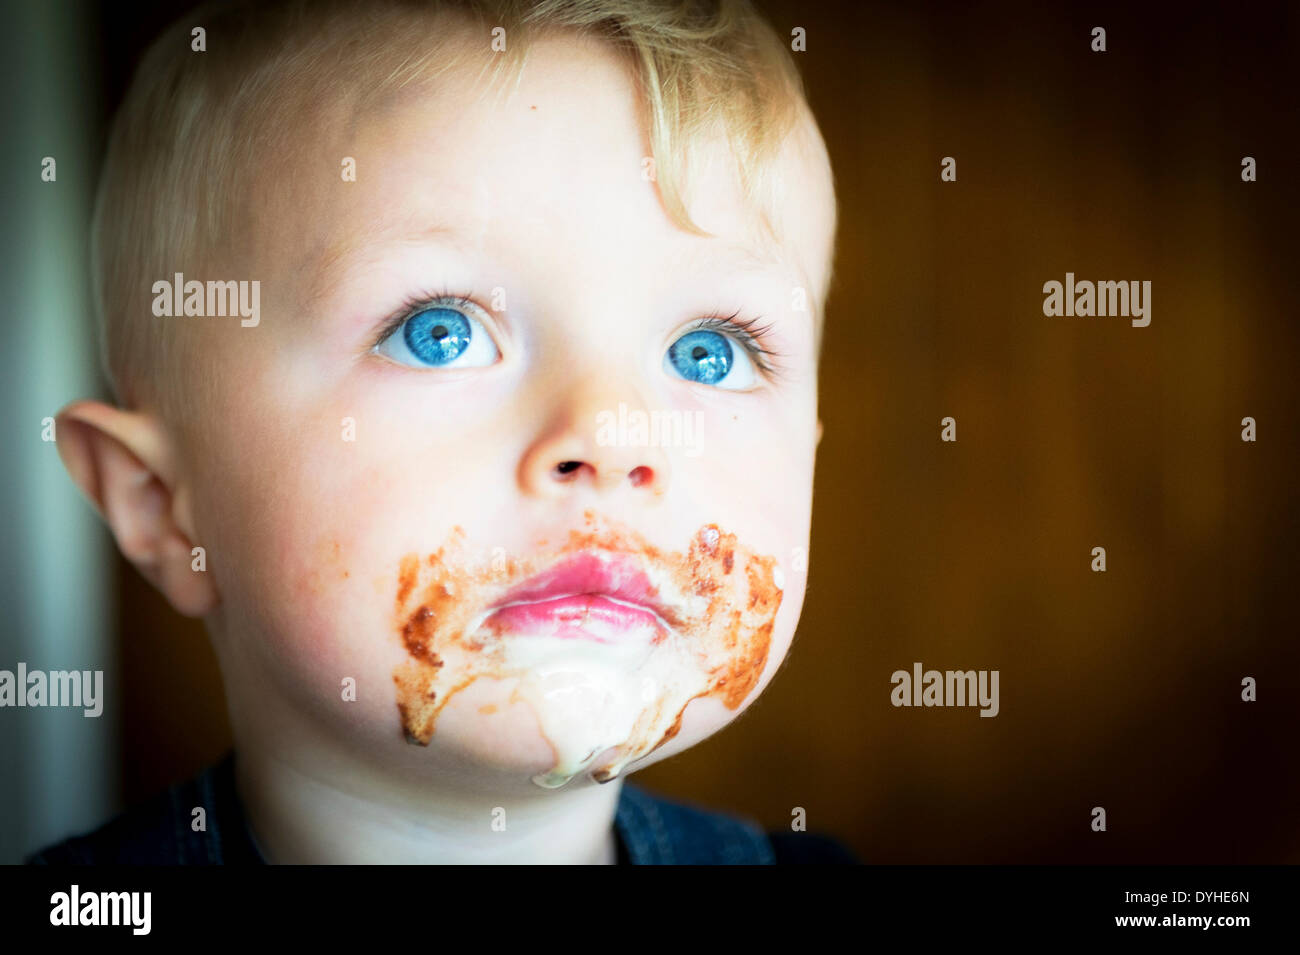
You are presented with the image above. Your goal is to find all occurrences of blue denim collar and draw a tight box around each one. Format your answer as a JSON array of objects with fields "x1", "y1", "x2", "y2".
[{"x1": 613, "y1": 776, "x2": 775, "y2": 864}]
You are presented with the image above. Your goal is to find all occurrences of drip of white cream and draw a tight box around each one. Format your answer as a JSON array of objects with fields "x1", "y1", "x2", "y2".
[{"x1": 495, "y1": 628, "x2": 713, "y2": 789}]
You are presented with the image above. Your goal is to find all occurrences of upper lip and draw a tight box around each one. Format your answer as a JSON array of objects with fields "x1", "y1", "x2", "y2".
[{"x1": 490, "y1": 550, "x2": 680, "y2": 627}]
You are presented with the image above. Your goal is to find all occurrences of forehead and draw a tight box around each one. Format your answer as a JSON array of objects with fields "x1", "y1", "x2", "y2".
[{"x1": 271, "y1": 27, "x2": 836, "y2": 310}]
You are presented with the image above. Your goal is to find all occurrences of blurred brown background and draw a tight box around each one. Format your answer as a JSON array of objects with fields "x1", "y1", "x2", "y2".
[{"x1": 101, "y1": 0, "x2": 1298, "y2": 862}]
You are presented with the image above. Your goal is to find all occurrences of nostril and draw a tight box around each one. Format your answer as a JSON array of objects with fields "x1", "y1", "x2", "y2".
[{"x1": 551, "y1": 461, "x2": 655, "y2": 488}]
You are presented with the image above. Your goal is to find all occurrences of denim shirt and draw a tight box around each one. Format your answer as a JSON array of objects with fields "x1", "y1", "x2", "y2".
[{"x1": 26, "y1": 750, "x2": 856, "y2": 865}]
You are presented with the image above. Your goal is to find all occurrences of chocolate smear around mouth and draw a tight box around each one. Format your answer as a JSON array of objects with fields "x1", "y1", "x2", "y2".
[{"x1": 390, "y1": 513, "x2": 782, "y2": 788}]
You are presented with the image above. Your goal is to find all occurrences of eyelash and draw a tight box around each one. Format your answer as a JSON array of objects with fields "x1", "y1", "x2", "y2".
[
  {"x1": 683, "y1": 310, "x2": 781, "y2": 377},
  {"x1": 369, "y1": 287, "x2": 783, "y2": 378},
  {"x1": 368, "y1": 285, "x2": 481, "y2": 353}
]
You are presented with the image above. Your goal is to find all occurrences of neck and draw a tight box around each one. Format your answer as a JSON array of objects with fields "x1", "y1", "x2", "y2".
[
  {"x1": 210, "y1": 613, "x2": 626, "y2": 864},
  {"x1": 231, "y1": 733, "x2": 623, "y2": 865}
]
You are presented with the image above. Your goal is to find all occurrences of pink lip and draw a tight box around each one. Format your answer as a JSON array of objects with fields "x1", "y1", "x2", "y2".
[{"x1": 486, "y1": 552, "x2": 670, "y2": 643}]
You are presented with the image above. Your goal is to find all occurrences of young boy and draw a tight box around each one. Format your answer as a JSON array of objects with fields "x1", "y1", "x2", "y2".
[{"x1": 29, "y1": 0, "x2": 845, "y2": 864}]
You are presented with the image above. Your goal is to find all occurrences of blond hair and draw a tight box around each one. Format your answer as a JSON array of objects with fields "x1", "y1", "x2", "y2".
[{"x1": 93, "y1": 0, "x2": 813, "y2": 429}]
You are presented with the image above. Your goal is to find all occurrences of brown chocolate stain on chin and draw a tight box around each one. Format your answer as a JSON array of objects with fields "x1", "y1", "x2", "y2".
[{"x1": 389, "y1": 514, "x2": 782, "y2": 778}]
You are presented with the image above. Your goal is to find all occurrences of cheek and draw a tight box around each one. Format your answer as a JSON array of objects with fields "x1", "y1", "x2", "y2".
[
  {"x1": 216, "y1": 503, "x2": 417, "y2": 747},
  {"x1": 196, "y1": 411, "x2": 502, "y2": 744},
  {"x1": 688, "y1": 397, "x2": 818, "y2": 514}
]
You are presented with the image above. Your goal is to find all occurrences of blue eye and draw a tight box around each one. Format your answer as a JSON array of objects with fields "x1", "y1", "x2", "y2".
[
  {"x1": 664, "y1": 328, "x2": 757, "y2": 390},
  {"x1": 405, "y1": 308, "x2": 471, "y2": 364},
  {"x1": 374, "y1": 300, "x2": 500, "y2": 369}
]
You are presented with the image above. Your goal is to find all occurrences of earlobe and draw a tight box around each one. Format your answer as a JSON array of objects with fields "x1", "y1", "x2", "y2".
[{"x1": 55, "y1": 400, "x2": 218, "y2": 618}]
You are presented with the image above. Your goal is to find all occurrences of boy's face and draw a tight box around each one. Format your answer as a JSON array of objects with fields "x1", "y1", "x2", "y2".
[{"x1": 182, "y1": 30, "x2": 835, "y2": 792}]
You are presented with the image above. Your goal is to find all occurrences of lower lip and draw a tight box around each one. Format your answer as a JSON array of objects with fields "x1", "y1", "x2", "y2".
[{"x1": 486, "y1": 594, "x2": 664, "y2": 643}]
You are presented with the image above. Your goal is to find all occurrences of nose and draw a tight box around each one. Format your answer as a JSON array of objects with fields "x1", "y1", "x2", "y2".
[{"x1": 518, "y1": 394, "x2": 672, "y2": 501}]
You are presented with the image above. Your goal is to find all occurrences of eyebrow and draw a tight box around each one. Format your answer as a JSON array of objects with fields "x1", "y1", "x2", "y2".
[
  {"x1": 308, "y1": 216, "x2": 816, "y2": 326},
  {"x1": 698, "y1": 241, "x2": 789, "y2": 275},
  {"x1": 689, "y1": 241, "x2": 819, "y2": 327},
  {"x1": 306, "y1": 219, "x2": 468, "y2": 312}
]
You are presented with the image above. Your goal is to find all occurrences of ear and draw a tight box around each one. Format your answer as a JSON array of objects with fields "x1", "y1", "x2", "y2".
[
  {"x1": 816, "y1": 417, "x2": 824, "y2": 445},
  {"x1": 54, "y1": 400, "x2": 218, "y2": 617}
]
